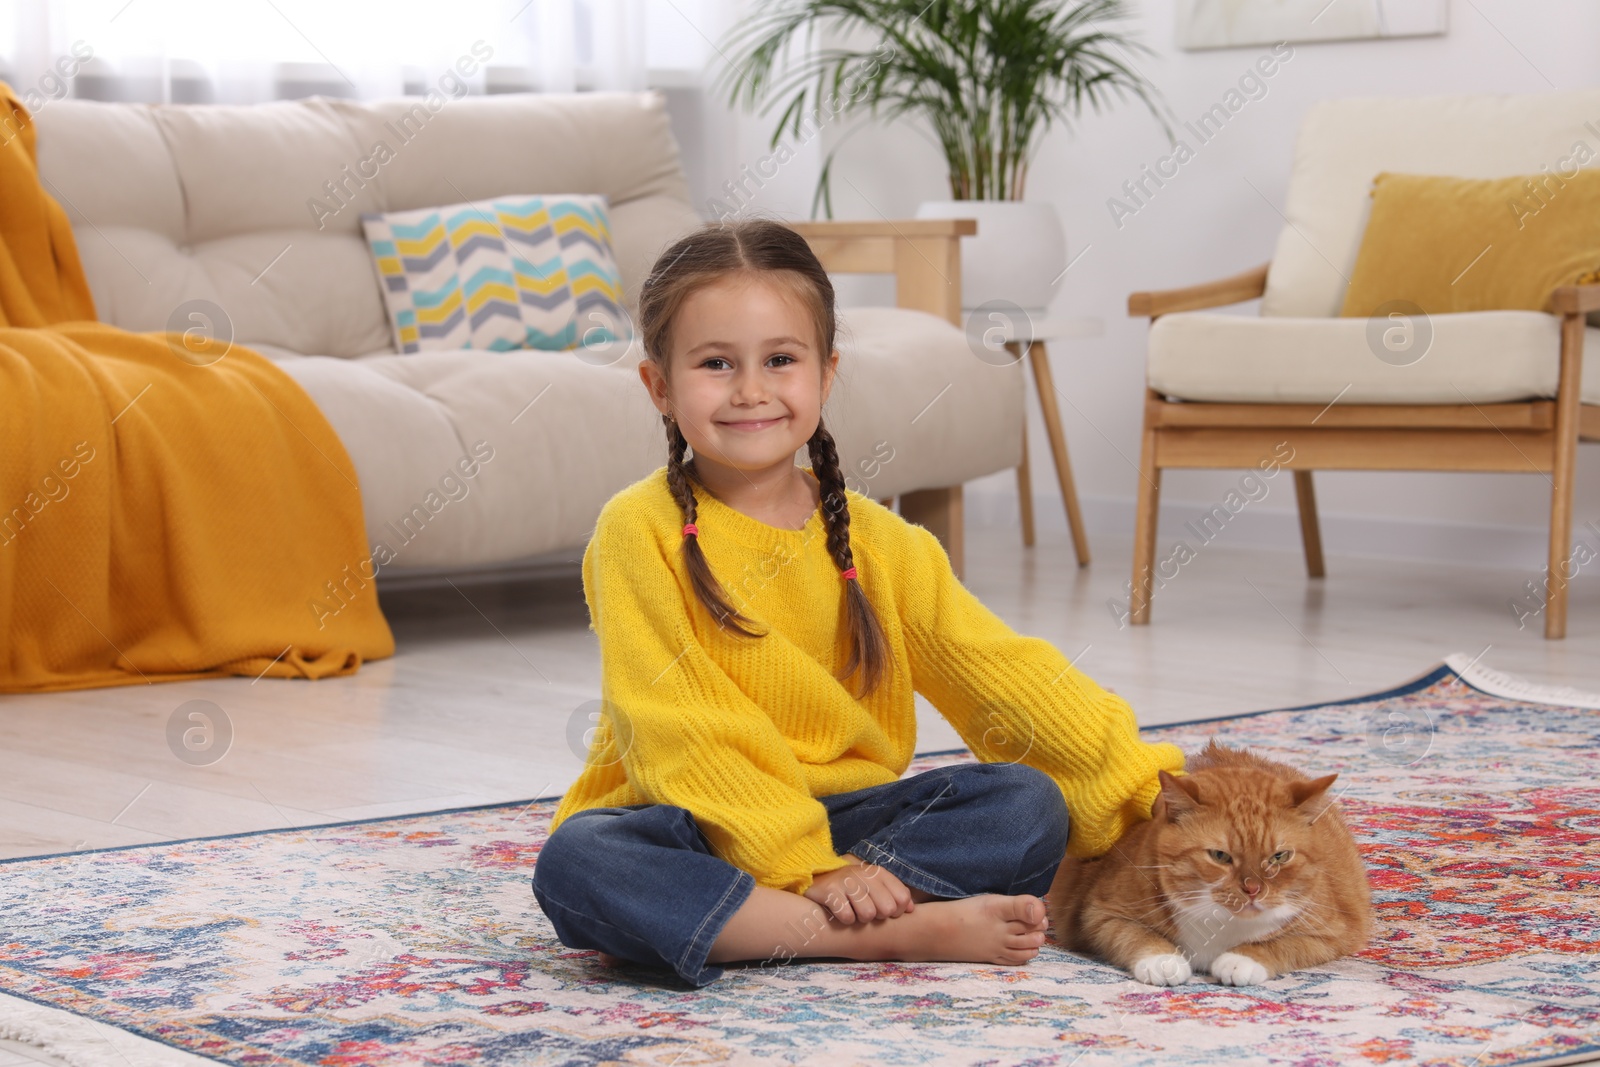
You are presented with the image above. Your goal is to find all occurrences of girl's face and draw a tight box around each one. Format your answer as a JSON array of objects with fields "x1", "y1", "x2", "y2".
[{"x1": 640, "y1": 273, "x2": 837, "y2": 479}]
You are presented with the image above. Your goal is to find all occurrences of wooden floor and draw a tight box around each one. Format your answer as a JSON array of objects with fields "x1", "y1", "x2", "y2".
[
  {"x1": 3, "y1": 515, "x2": 1597, "y2": 865},
  {"x1": 3, "y1": 515, "x2": 1598, "y2": 1063}
]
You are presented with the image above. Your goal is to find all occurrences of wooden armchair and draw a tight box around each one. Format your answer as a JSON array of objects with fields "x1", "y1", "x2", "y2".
[
  {"x1": 1128, "y1": 263, "x2": 1600, "y2": 638},
  {"x1": 1121, "y1": 90, "x2": 1600, "y2": 638}
]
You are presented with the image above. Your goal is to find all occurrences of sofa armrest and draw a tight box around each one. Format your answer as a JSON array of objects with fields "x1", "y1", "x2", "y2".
[
  {"x1": 1128, "y1": 262, "x2": 1271, "y2": 319},
  {"x1": 1551, "y1": 284, "x2": 1600, "y2": 315},
  {"x1": 787, "y1": 219, "x2": 977, "y2": 328}
]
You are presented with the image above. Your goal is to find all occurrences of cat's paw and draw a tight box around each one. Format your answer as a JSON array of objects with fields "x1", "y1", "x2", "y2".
[
  {"x1": 1210, "y1": 951, "x2": 1270, "y2": 986},
  {"x1": 1131, "y1": 953, "x2": 1192, "y2": 986}
]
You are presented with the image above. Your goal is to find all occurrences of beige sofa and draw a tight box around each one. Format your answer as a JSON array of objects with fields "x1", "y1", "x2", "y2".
[{"x1": 36, "y1": 90, "x2": 1021, "y2": 582}]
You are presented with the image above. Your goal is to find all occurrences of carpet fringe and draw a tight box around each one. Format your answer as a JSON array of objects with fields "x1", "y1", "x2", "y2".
[
  {"x1": 0, "y1": 990, "x2": 211, "y2": 1067},
  {"x1": 1446, "y1": 652, "x2": 1600, "y2": 710}
]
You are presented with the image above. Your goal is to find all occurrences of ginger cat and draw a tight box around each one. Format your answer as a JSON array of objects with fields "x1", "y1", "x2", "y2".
[{"x1": 1049, "y1": 740, "x2": 1372, "y2": 987}]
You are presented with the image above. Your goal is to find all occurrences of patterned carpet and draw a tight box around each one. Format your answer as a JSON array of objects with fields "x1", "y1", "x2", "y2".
[{"x1": 1, "y1": 659, "x2": 1598, "y2": 1067}]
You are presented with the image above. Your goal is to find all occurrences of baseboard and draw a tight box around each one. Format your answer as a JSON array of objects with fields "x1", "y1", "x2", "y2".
[
  {"x1": 965, "y1": 480, "x2": 1559, "y2": 572},
  {"x1": 376, "y1": 550, "x2": 584, "y2": 592}
]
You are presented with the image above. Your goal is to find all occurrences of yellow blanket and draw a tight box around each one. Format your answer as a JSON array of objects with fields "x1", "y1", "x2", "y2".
[{"x1": 0, "y1": 83, "x2": 394, "y2": 692}]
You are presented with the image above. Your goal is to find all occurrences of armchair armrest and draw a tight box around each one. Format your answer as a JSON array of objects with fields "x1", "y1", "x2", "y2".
[
  {"x1": 787, "y1": 219, "x2": 977, "y2": 327},
  {"x1": 1550, "y1": 284, "x2": 1600, "y2": 315},
  {"x1": 1128, "y1": 262, "x2": 1271, "y2": 319}
]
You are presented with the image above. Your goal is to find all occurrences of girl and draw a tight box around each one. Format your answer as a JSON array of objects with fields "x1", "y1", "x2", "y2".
[{"x1": 532, "y1": 217, "x2": 1185, "y2": 987}]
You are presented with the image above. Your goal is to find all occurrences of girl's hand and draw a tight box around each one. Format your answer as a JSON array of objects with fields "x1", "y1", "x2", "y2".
[{"x1": 804, "y1": 854, "x2": 915, "y2": 924}]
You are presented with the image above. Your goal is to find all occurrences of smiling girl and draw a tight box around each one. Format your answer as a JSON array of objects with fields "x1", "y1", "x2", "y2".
[{"x1": 531, "y1": 218, "x2": 1184, "y2": 987}]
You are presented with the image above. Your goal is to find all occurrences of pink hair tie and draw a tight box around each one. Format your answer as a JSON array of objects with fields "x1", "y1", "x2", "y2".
[
  {"x1": 682, "y1": 523, "x2": 699, "y2": 538},
  {"x1": 841, "y1": 566, "x2": 858, "y2": 581}
]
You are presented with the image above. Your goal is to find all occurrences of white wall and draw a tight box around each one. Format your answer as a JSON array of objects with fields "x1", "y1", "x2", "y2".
[{"x1": 687, "y1": 0, "x2": 1600, "y2": 571}]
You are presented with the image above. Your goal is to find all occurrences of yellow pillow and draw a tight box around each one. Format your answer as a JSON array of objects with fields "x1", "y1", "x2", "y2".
[{"x1": 1339, "y1": 169, "x2": 1600, "y2": 317}]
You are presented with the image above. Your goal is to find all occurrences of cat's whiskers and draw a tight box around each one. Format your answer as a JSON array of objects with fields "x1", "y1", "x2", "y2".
[
  {"x1": 1279, "y1": 899, "x2": 1334, "y2": 923},
  {"x1": 1123, "y1": 888, "x2": 1210, "y2": 909},
  {"x1": 1271, "y1": 902, "x2": 1335, "y2": 934},
  {"x1": 1109, "y1": 843, "x2": 1167, "y2": 893},
  {"x1": 1104, "y1": 894, "x2": 1204, "y2": 917}
]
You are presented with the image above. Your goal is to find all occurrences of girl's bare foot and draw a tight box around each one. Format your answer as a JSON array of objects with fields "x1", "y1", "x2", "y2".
[
  {"x1": 890, "y1": 894, "x2": 1048, "y2": 966},
  {"x1": 708, "y1": 885, "x2": 1049, "y2": 968}
]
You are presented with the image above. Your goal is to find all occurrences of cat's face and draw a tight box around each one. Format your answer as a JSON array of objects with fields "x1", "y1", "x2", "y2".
[{"x1": 1150, "y1": 768, "x2": 1337, "y2": 928}]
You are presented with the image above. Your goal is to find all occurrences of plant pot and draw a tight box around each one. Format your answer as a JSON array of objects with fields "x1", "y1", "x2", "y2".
[{"x1": 914, "y1": 200, "x2": 1067, "y2": 311}]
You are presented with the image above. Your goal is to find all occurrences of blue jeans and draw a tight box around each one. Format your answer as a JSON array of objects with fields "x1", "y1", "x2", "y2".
[{"x1": 532, "y1": 761, "x2": 1071, "y2": 987}]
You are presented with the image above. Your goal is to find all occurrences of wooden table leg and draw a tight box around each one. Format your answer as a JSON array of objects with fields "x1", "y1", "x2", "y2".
[
  {"x1": 1012, "y1": 339, "x2": 1036, "y2": 549},
  {"x1": 1028, "y1": 340, "x2": 1090, "y2": 567}
]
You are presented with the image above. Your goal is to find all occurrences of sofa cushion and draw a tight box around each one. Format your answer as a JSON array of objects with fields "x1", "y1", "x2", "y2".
[
  {"x1": 35, "y1": 92, "x2": 701, "y2": 358},
  {"x1": 1262, "y1": 88, "x2": 1600, "y2": 318},
  {"x1": 269, "y1": 305, "x2": 1022, "y2": 570},
  {"x1": 362, "y1": 194, "x2": 629, "y2": 353},
  {"x1": 1146, "y1": 310, "x2": 1600, "y2": 405}
]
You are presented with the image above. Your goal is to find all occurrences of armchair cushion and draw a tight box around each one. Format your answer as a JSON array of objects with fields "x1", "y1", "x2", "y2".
[
  {"x1": 1339, "y1": 170, "x2": 1600, "y2": 317},
  {"x1": 1146, "y1": 310, "x2": 1600, "y2": 405},
  {"x1": 1261, "y1": 88, "x2": 1600, "y2": 318}
]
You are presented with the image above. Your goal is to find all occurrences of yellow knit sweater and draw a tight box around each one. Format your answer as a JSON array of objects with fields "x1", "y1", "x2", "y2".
[{"x1": 551, "y1": 466, "x2": 1186, "y2": 894}]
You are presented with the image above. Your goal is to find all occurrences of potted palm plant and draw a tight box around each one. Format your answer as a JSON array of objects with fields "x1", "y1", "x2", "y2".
[{"x1": 716, "y1": 0, "x2": 1171, "y2": 310}]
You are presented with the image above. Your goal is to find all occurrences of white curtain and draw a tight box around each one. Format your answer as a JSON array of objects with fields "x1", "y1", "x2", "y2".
[{"x1": 0, "y1": 0, "x2": 733, "y2": 104}]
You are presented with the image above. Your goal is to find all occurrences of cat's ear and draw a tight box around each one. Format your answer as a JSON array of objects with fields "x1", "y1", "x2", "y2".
[
  {"x1": 1290, "y1": 773, "x2": 1338, "y2": 808},
  {"x1": 1157, "y1": 770, "x2": 1203, "y2": 821}
]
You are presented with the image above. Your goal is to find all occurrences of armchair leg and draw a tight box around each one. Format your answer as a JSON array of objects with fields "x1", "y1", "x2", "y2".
[
  {"x1": 901, "y1": 485, "x2": 965, "y2": 581},
  {"x1": 1546, "y1": 443, "x2": 1578, "y2": 639},
  {"x1": 1293, "y1": 470, "x2": 1327, "y2": 578},
  {"x1": 1130, "y1": 400, "x2": 1162, "y2": 625},
  {"x1": 1547, "y1": 312, "x2": 1585, "y2": 639}
]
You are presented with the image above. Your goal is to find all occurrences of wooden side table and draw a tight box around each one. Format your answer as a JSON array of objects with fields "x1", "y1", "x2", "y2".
[{"x1": 995, "y1": 315, "x2": 1101, "y2": 567}]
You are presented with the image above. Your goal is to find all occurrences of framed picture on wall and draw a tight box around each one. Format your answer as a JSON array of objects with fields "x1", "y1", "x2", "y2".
[{"x1": 1176, "y1": 0, "x2": 1449, "y2": 50}]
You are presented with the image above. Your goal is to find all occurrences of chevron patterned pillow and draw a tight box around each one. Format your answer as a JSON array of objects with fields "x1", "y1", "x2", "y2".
[{"x1": 361, "y1": 194, "x2": 630, "y2": 354}]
